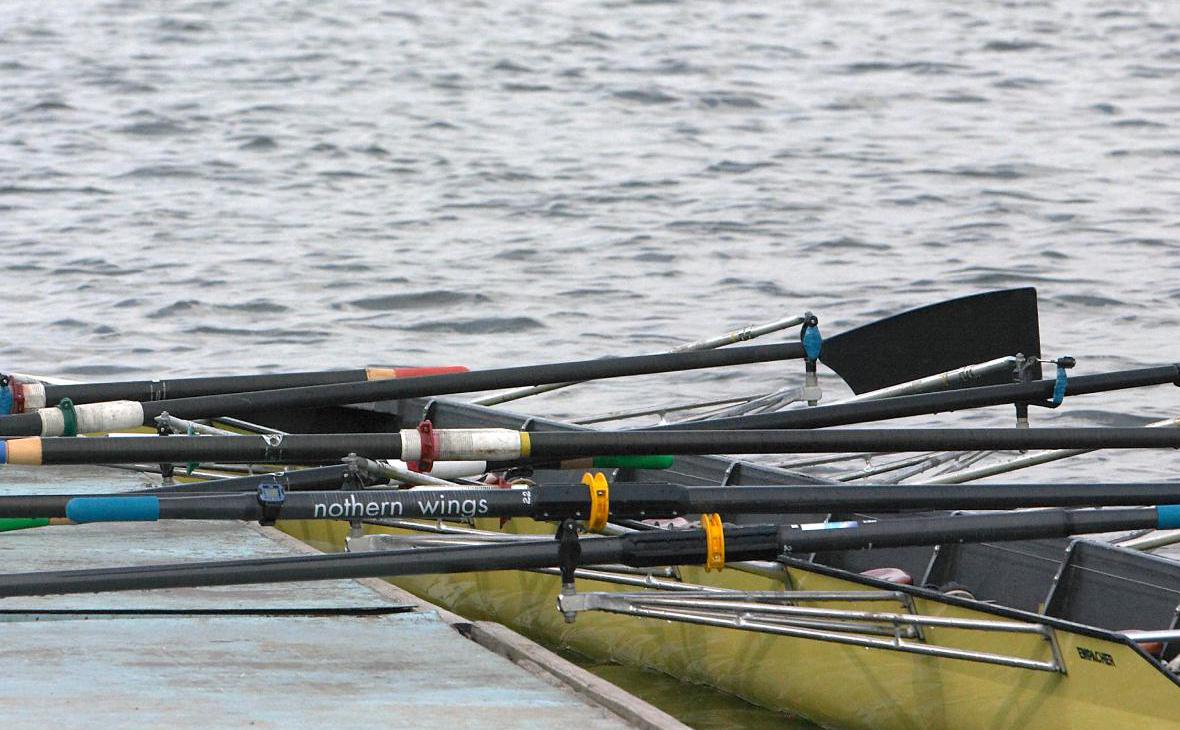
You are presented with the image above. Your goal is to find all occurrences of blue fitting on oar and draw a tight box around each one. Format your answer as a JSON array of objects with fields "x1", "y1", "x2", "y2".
[
  {"x1": 0, "y1": 440, "x2": 8, "y2": 465},
  {"x1": 799, "y1": 313, "x2": 823, "y2": 406},
  {"x1": 257, "y1": 478, "x2": 286, "y2": 526},
  {"x1": 66, "y1": 496, "x2": 160, "y2": 523},
  {"x1": 800, "y1": 313, "x2": 822, "y2": 362},
  {"x1": 58, "y1": 397, "x2": 78, "y2": 437},
  {"x1": 1157, "y1": 505, "x2": 1180, "y2": 530},
  {"x1": 0, "y1": 381, "x2": 12, "y2": 416},
  {"x1": 1049, "y1": 356, "x2": 1076, "y2": 407}
]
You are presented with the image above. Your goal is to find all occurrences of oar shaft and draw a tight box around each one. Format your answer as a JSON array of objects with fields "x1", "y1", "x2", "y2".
[
  {"x1": 0, "y1": 540, "x2": 580, "y2": 598},
  {"x1": 473, "y1": 314, "x2": 806, "y2": 406},
  {"x1": 4, "y1": 433, "x2": 404, "y2": 465},
  {"x1": 0, "y1": 507, "x2": 1172, "y2": 598},
  {"x1": 67, "y1": 489, "x2": 523, "y2": 523},
  {"x1": 14, "y1": 368, "x2": 467, "y2": 412},
  {"x1": 655, "y1": 365, "x2": 1180, "y2": 431},
  {"x1": 834, "y1": 355, "x2": 1020, "y2": 404},
  {"x1": 676, "y1": 482, "x2": 1180, "y2": 513},
  {"x1": 920, "y1": 416, "x2": 1180, "y2": 485},
  {"x1": 776, "y1": 507, "x2": 1166, "y2": 553},
  {"x1": 144, "y1": 465, "x2": 366, "y2": 494},
  {"x1": 12, "y1": 427, "x2": 1180, "y2": 466},
  {"x1": 519, "y1": 427, "x2": 1180, "y2": 459},
  {"x1": 40, "y1": 482, "x2": 1180, "y2": 523},
  {"x1": 0, "y1": 466, "x2": 365, "y2": 517},
  {"x1": 0, "y1": 343, "x2": 806, "y2": 438}
]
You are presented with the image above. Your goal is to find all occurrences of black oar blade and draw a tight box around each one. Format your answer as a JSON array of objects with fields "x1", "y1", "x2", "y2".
[{"x1": 821, "y1": 288, "x2": 1041, "y2": 394}]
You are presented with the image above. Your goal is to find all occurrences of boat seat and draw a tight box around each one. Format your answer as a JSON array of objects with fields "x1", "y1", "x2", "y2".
[
  {"x1": 921, "y1": 581, "x2": 977, "y2": 601},
  {"x1": 1120, "y1": 631, "x2": 1165, "y2": 658},
  {"x1": 860, "y1": 567, "x2": 913, "y2": 585}
]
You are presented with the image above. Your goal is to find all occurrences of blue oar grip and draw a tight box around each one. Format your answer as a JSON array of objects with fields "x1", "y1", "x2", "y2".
[
  {"x1": 1157, "y1": 505, "x2": 1180, "y2": 530},
  {"x1": 0, "y1": 441, "x2": 7, "y2": 465},
  {"x1": 66, "y1": 496, "x2": 160, "y2": 523}
]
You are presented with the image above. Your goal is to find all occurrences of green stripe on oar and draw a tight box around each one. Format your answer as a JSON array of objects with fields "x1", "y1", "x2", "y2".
[
  {"x1": 591, "y1": 455, "x2": 674, "y2": 469},
  {"x1": 0, "y1": 518, "x2": 49, "y2": 533},
  {"x1": 13, "y1": 427, "x2": 1180, "y2": 467},
  {"x1": 0, "y1": 506, "x2": 1174, "y2": 598}
]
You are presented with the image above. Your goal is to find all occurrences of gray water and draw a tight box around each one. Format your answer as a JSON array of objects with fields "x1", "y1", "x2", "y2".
[{"x1": 2, "y1": 1, "x2": 1180, "y2": 725}]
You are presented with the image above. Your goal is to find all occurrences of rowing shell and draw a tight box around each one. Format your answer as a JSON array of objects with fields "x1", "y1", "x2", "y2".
[{"x1": 267, "y1": 396, "x2": 1180, "y2": 730}]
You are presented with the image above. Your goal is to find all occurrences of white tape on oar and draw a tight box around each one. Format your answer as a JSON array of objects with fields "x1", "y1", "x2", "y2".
[
  {"x1": 437, "y1": 429, "x2": 526, "y2": 460},
  {"x1": 22, "y1": 383, "x2": 46, "y2": 410},
  {"x1": 401, "y1": 428, "x2": 525, "y2": 461},
  {"x1": 400, "y1": 428, "x2": 423, "y2": 461},
  {"x1": 384, "y1": 458, "x2": 488, "y2": 479},
  {"x1": 37, "y1": 401, "x2": 145, "y2": 437}
]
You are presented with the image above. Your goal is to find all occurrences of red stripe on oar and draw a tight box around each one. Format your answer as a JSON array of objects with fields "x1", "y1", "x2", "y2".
[
  {"x1": 10, "y1": 380, "x2": 27, "y2": 414},
  {"x1": 395, "y1": 366, "x2": 468, "y2": 377}
]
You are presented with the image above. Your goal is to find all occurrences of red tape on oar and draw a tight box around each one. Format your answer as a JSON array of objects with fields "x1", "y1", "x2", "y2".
[
  {"x1": 406, "y1": 420, "x2": 439, "y2": 473},
  {"x1": 10, "y1": 379, "x2": 26, "y2": 414},
  {"x1": 366, "y1": 366, "x2": 469, "y2": 380}
]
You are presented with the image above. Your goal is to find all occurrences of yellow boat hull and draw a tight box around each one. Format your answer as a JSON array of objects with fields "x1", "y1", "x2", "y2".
[{"x1": 283, "y1": 517, "x2": 1180, "y2": 730}]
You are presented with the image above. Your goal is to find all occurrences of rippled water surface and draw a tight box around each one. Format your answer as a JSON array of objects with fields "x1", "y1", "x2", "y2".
[{"x1": 3, "y1": 1, "x2": 1180, "y2": 726}]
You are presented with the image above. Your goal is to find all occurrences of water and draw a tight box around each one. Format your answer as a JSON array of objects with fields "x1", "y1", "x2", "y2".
[{"x1": 3, "y1": 1, "x2": 1180, "y2": 725}]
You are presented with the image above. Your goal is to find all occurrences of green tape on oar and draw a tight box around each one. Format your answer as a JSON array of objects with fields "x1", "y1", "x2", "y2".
[
  {"x1": 592, "y1": 455, "x2": 674, "y2": 470},
  {"x1": 0, "y1": 518, "x2": 50, "y2": 533}
]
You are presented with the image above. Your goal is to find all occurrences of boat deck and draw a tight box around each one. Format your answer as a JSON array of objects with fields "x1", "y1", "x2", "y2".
[{"x1": 0, "y1": 466, "x2": 681, "y2": 730}]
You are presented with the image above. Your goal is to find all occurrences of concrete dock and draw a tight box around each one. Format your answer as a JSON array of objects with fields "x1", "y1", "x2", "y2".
[{"x1": 0, "y1": 467, "x2": 686, "y2": 730}]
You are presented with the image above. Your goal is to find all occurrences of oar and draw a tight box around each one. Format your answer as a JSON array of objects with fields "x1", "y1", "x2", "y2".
[
  {"x1": 652, "y1": 364, "x2": 1180, "y2": 431},
  {"x1": 17, "y1": 480, "x2": 1180, "y2": 523},
  {"x1": 143, "y1": 465, "x2": 377, "y2": 495},
  {"x1": 2, "y1": 367, "x2": 468, "y2": 414},
  {"x1": 0, "y1": 505, "x2": 1172, "y2": 598},
  {"x1": 0, "y1": 289, "x2": 1040, "y2": 438},
  {"x1": 0, "y1": 466, "x2": 374, "y2": 531},
  {"x1": 473, "y1": 313, "x2": 807, "y2": 407},
  {"x1": 11, "y1": 427, "x2": 1180, "y2": 466},
  {"x1": 165, "y1": 413, "x2": 673, "y2": 485},
  {"x1": 919, "y1": 416, "x2": 1180, "y2": 485},
  {"x1": 578, "y1": 355, "x2": 1025, "y2": 428}
]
